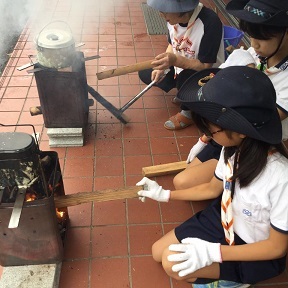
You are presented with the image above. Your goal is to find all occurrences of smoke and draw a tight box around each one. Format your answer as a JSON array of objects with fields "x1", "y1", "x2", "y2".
[
  {"x1": 0, "y1": 0, "x2": 129, "y2": 73},
  {"x1": 0, "y1": 0, "x2": 40, "y2": 72}
]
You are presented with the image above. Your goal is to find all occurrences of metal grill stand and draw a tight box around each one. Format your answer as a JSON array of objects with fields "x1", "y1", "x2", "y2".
[{"x1": 0, "y1": 132, "x2": 68, "y2": 266}]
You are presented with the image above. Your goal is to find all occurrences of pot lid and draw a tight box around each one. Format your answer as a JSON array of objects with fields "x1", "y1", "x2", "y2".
[
  {"x1": 0, "y1": 132, "x2": 38, "y2": 160},
  {"x1": 36, "y1": 28, "x2": 75, "y2": 49}
]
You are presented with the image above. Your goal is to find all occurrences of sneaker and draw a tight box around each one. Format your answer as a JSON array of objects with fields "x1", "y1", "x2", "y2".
[
  {"x1": 192, "y1": 281, "x2": 250, "y2": 288},
  {"x1": 171, "y1": 96, "x2": 181, "y2": 105}
]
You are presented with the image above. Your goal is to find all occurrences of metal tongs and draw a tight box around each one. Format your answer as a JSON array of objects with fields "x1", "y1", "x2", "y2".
[{"x1": 8, "y1": 176, "x2": 39, "y2": 229}]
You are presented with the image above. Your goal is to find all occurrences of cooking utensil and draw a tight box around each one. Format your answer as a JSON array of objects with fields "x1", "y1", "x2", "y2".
[
  {"x1": 87, "y1": 85, "x2": 130, "y2": 124},
  {"x1": 8, "y1": 175, "x2": 39, "y2": 229},
  {"x1": 96, "y1": 59, "x2": 154, "y2": 80},
  {"x1": 89, "y1": 69, "x2": 169, "y2": 124},
  {"x1": 119, "y1": 69, "x2": 169, "y2": 113},
  {"x1": 119, "y1": 80, "x2": 156, "y2": 113},
  {"x1": 35, "y1": 21, "x2": 76, "y2": 69},
  {"x1": 8, "y1": 187, "x2": 26, "y2": 229},
  {"x1": 87, "y1": 80, "x2": 156, "y2": 124}
]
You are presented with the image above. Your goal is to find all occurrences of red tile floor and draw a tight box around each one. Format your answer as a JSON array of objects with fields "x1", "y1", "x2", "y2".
[{"x1": 0, "y1": 0, "x2": 288, "y2": 287}]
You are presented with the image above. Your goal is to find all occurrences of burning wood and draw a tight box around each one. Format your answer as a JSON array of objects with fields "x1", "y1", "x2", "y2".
[
  {"x1": 25, "y1": 192, "x2": 37, "y2": 202},
  {"x1": 54, "y1": 186, "x2": 141, "y2": 208}
]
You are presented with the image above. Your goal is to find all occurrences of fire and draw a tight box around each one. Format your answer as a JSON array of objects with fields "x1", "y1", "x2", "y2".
[
  {"x1": 56, "y1": 208, "x2": 65, "y2": 219},
  {"x1": 25, "y1": 192, "x2": 37, "y2": 202}
]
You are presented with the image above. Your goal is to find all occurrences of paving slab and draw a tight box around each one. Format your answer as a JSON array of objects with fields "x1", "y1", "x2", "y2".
[{"x1": 0, "y1": 263, "x2": 61, "y2": 288}]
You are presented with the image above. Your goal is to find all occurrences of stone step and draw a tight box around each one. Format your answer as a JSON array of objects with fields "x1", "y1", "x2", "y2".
[{"x1": 0, "y1": 263, "x2": 61, "y2": 288}]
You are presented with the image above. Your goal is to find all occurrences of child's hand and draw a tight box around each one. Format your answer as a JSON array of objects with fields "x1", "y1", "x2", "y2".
[
  {"x1": 151, "y1": 69, "x2": 165, "y2": 83},
  {"x1": 168, "y1": 238, "x2": 222, "y2": 277},
  {"x1": 187, "y1": 136, "x2": 209, "y2": 163},
  {"x1": 136, "y1": 177, "x2": 170, "y2": 202},
  {"x1": 152, "y1": 52, "x2": 176, "y2": 70}
]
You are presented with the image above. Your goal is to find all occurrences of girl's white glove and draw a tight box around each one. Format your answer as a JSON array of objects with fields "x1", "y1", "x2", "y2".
[
  {"x1": 168, "y1": 238, "x2": 222, "y2": 277},
  {"x1": 220, "y1": 47, "x2": 256, "y2": 68},
  {"x1": 136, "y1": 177, "x2": 170, "y2": 202},
  {"x1": 187, "y1": 137, "x2": 208, "y2": 163}
]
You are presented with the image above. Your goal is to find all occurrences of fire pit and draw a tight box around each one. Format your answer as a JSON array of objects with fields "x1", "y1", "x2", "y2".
[{"x1": 0, "y1": 129, "x2": 68, "y2": 266}]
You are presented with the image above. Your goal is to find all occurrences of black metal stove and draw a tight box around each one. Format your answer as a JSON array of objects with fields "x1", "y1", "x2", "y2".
[
  {"x1": 33, "y1": 51, "x2": 92, "y2": 128},
  {"x1": 0, "y1": 128, "x2": 68, "y2": 266}
]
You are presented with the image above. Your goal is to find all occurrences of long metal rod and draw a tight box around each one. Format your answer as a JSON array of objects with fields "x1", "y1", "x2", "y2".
[
  {"x1": 120, "y1": 80, "x2": 156, "y2": 112},
  {"x1": 119, "y1": 69, "x2": 169, "y2": 113}
]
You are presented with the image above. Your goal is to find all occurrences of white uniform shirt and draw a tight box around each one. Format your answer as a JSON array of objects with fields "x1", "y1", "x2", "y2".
[
  {"x1": 215, "y1": 148, "x2": 288, "y2": 244},
  {"x1": 247, "y1": 47, "x2": 288, "y2": 140},
  {"x1": 167, "y1": 7, "x2": 224, "y2": 75}
]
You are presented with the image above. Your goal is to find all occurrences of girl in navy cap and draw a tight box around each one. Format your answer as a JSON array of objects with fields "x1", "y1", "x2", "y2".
[
  {"x1": 136, "y1": 66, "x2": 288, "y2": 287},
  {"x1": 174, "y1": 0, "x2": 288, "y2": 204}
]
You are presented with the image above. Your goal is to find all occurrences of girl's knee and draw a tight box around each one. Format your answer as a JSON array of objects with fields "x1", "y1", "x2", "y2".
[
  {"x1": 152, "y1": 241, "x2": 163, "y2": 262},
  {"x1": 161, "y1": 247, "x2": 197, "y2": 282},
  {"x1": 173, "y1": 172, "x2": 188, "y2": 190},
  {"x1": 161, "y1": 247, "x2": 176, "y2": 277}
]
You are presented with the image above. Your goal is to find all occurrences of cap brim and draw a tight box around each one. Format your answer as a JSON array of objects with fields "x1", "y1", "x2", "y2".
[
  {"x1": 176, "y1": 68, "x2": 221, "y2": 102},
  {"x1": 226, "y1": 1, "x2": 288, "y2": 26},
  {"x1": 147, "y1": 0, "x2": 198, "y2": 13},
  {"x1": 183, "y1": 101, "x2": 282, "y2": 144}
]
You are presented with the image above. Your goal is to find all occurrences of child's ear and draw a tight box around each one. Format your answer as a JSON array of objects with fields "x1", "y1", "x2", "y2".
[{"x1": 239, "y1": 134, "x2": 246, "y2": 139}]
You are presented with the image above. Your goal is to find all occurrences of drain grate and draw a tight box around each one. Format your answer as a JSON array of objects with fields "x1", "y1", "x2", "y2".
[{"x1": 141, "y1": 3, "x2": 168, "y2": 35}]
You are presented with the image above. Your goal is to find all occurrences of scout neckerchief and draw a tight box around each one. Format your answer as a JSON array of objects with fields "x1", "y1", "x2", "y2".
[
  {"x1": 173, "y1": 3, "x2": 203, "y2": 76},
  {"x1": 221, "y1": 151, "x2": 239, "y2": 246}
]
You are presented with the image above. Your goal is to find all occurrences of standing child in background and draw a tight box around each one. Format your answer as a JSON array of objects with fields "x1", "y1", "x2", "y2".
[
  {"x1": 139, "y1": 0, "x2": 224, "y2": 130},
  {"x1": 136, "y1": 66, "x2": 288, "y2": 287},
  {"x1": 174, "y1": 0, "x2": 288, "y2": 192}
]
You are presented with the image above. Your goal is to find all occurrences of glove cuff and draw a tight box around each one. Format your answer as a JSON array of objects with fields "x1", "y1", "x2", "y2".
[
  {"x1": 209, "y1": 243, "x2": 222, "y2": 263},
  {"x1": 157, "y1": 186, "x2": 170, "y2": 202},
  {"x1": 162, "y1": 188, "x2": 171, "y2": 202}
]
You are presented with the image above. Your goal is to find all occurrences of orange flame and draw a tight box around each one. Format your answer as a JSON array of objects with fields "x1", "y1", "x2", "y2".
[{"x1": 25, "y1": 192, "x2": 37, "y2": 202}]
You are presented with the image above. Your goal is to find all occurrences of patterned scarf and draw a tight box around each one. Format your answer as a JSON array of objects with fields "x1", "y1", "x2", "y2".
[{"x1": 221, "y1": 158, "x2": 236, "y2": 245}]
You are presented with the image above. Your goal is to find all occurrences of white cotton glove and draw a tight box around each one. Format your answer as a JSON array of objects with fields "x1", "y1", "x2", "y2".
[
  {"x1": 220, "y1": 47, "x2": 256, "y2": 68},
  {"x1": 168, "y1": 238, "x2": 222, "y2": 277},
  {"x1": 187, "y1": 137, "x2": 208, "y2": 164},
  {"x1": 136, "y1": 177, "x2": 170, "y2": 202}
]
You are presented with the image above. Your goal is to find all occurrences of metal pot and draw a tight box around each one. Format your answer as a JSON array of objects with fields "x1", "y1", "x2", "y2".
[{"x1": 36, "y1": 22, "x2": 76, "y2": 69}]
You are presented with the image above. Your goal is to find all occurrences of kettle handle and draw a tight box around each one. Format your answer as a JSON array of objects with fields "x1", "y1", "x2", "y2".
[{"x1": 36, "y1": 20, "x2": 73, "y2": 45}]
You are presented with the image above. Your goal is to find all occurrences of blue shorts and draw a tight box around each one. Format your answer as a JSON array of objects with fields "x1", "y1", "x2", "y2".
[
  {"x1": 174, "y1": 196, "x2": 286, "y2": 285},
  {"x1": 197, "y1": 140, "x2": 222, "y2": 162}
]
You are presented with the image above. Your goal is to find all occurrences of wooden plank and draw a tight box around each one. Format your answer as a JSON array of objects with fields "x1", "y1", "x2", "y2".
[
  {"x1": 142, "y1": 161, "x2": 187, "y2": 177},
  {"x1": 54, "y1": 186, "x2": 141, "y2": 208}
]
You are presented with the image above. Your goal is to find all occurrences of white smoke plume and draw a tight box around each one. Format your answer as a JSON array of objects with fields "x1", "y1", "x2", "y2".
[{"x1": 0, "y1": 0, "x2": 40, "y2": 72}]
